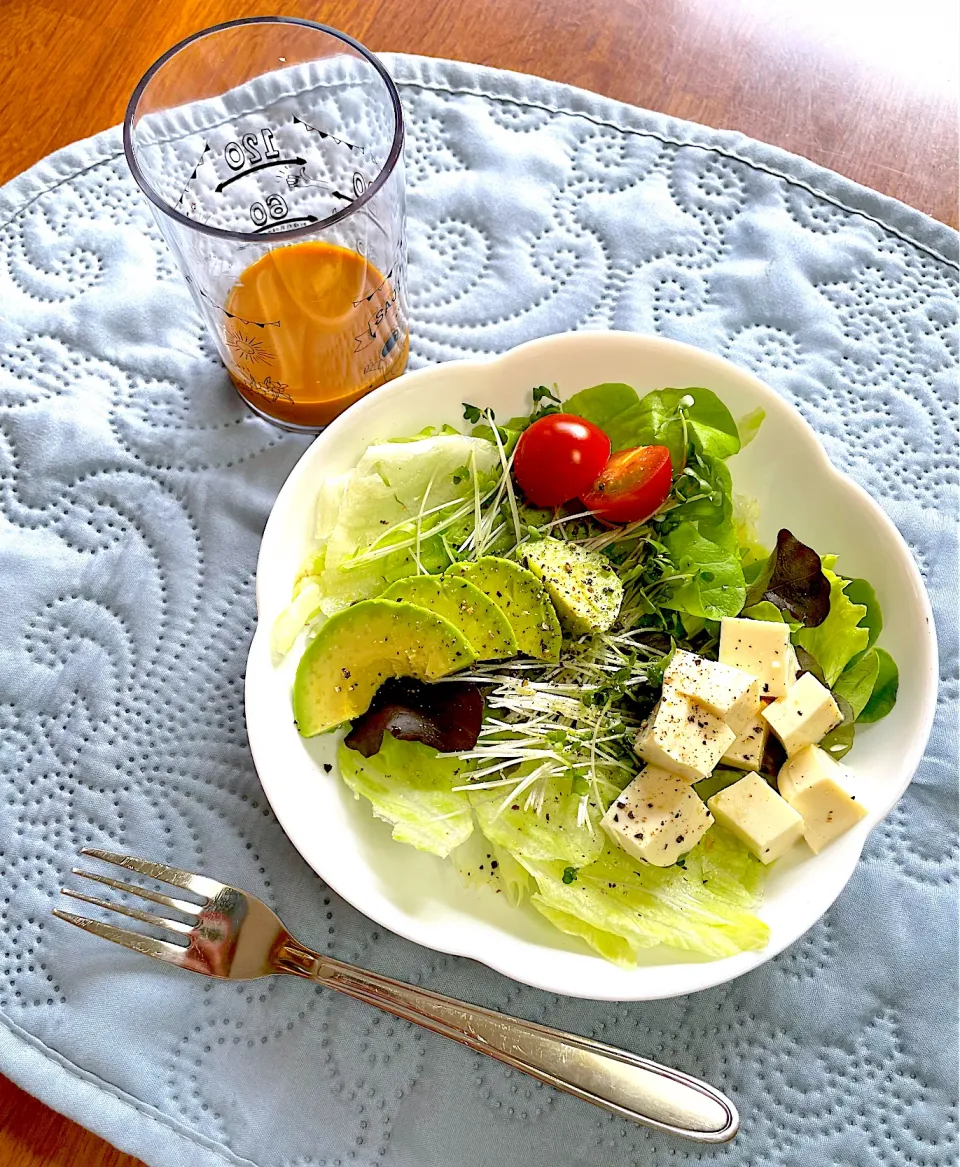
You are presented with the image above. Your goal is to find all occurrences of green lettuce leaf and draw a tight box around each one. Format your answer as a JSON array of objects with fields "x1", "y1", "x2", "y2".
[
  {"x1": 693, "y1": 768, "x2": 748, "y2": 802},
  {"x1": 314, "y1": 434, "x2": 499, "y2": 613},
  {"x1": 530, "y1": 900, "x2": 637, "y2": 967},
  {"x1": 733, "y1": 492, "x2": 767, "y2": 567},
  {"x1": 858, "y1": 647, "x2": 899, "y2": 724},
  {"x1": 661, "y1": 525, "x2": 746, "y2": 620},
  {"x1": 819, "y1": 694, "x2": 856, "y2": 761},
  {"x1": 562, "y1": 384, "x2": 740, "y2": 463},
  {"x1": 469, "y1": 772, "x2": 605, "y2": 867},
  {"x1": 629, "y1": 387, "x2": 741, "y2": 463},
  {"x1": 796, "y1": 564, "x2": 869, "y2": 685},
  {"x1": 833, "y1": 649, "x2": 881, "y2": 719},
  {"x1": 736, "y1": 407, "x2": 766, "y2": 448},
  {"x1": 337, "y1": 735, "x2": 474, "y2": 857},
  {"x1": 450, "y1": 830, "x2": 532, "y2": 906},
  {"x1": 740, "y1": 600, "x2": 802, "y2": 633},
  {"x1": 562, "y1": 382, "x2": 639, "y2": 435},
  {"x1": 520, "y1": 829, "x2": 769, "y2": 964},
  {"x1": 844, "y1": 578, "x2": 883, "y2": 648},
  {"x1": 664, "y1": 454, "x2": 737, "y2": 551},
  {"x1": 271, "y1": 581, "x2": 323, "y2": 657}
]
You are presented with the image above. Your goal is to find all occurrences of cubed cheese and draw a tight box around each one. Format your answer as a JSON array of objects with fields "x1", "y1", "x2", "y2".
[
  {"x1": 634, "y1": 690, "x2": 737, "y2": 783},
  {"x1": 777, "y1": 745, "x2": 867, "y2": 853},
  {"x1": 719, "y1": 617, "x2": 794, "y2": 698},
  {"x1": 662, "y1": 650, "x2": 761, "y2": 734},
  {"x1": 601, "y1": 765, "x2": 714, "y2": 867},
  {"x1": 721, "y1": 712, "x2": 769, "y2": 771},
  {"x1": 761, "y1": 671, "x2": 842, "y2": 756},
  {"x1": 707, "y1": 772, "x2": 804, "y2": 864}
]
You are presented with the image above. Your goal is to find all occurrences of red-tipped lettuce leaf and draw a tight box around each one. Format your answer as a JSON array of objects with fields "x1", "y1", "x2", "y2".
[
  {"x1": 344, "y1": 677, "x2": 483, "y2": 758},
  {"x1": 744, "y1": 529, "x2": 830, "y2": 627}
]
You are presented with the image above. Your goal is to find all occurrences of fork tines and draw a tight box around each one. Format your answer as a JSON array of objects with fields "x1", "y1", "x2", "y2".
[{"x1": 53, "y1": 848, "x2": 220, "y2": 967}]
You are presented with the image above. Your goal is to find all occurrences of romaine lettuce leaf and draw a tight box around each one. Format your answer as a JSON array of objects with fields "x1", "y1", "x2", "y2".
[
  {"x1": 520, "y1": 829, "x2": 769, "y2": 964},
  {"x1": 450, "y1": 829, "x2": 531, "y2": 906},
  {"x1": 271, "y1": 582, "x2": 322, "y2": 657},
  {"x1": 337, "y1": 734, "x2": 474, "y2": 857},
  {"x1": 530, "y1": 899, "x2": 638, "y2": 967},
  {"x1": 796, "y1": 563, "x2": 869, "y2": 685},
  {"x1": 469, "y1": 772, "x2": 605, "y2": 867},
  {"x1": 315, "y1": 434, "x2": 499, "y2": 613}
]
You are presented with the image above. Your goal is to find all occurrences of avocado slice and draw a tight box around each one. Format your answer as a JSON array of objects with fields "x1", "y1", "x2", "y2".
[
  {"x1": 380, "y1": 575, "x2": 518, "y2": 661},
  {"x1": 293, "y1": 599, "x2": 475, "y2": 737},
  {"x1": 446, "y1": 557, "x2": 561, "y2": 661},
  {"x1": 524, "y1": 537, "x2": 623, "y2": 636}
]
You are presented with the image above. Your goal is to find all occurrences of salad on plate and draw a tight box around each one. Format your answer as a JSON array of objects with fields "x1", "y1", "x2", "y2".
[{"x1": 272, "y1": 381, "x2": 899, "y2": 967}]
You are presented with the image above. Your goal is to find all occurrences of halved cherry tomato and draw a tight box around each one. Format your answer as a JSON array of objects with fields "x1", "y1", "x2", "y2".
[
  {"x1": 513, "y1": 413, "x2": 611, "y2": 508},
  {"x1": 579, "y1": 445, "x2": 672, "y2": 523}
]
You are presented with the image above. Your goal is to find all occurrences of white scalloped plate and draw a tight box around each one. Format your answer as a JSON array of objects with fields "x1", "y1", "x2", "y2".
[{"x1": 245, "y1": 331, "x2": 937, "y2": 1001}]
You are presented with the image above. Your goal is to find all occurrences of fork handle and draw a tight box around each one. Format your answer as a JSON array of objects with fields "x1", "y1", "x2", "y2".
[{"x1": 279, "y1": 941, "x2": 737, "y2": 1142}]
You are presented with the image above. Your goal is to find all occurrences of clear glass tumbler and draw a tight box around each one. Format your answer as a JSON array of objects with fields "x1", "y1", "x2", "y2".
[{"x1": 124, "y1": 18, "x2": 408, "y2": 431}]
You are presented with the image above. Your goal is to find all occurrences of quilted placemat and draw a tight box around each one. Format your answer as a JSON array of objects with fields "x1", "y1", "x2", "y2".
[{"x1": 0, "y1": 54, "x2": 956, "y2": 1167}]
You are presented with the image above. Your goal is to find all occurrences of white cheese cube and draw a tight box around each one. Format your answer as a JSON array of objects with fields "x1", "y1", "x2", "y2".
[
  {"x1": 761, "y1": 671, "x2": 842, "y2": 756},
  {"x1": 721, "y1": 713, "x2": 769, "y2": 771},
  {"x1": 602, "y1": 766, "x2": 714, "y2": 867},
  {"x1": 777, "y1": 745, "x2": 867, "y2": 853},
  {"x1": 719, "y1": 617, "x2": 794, "y2": 698},
  {"x1": 707, "y1": 772, "x2": 804, "y2": 864},
  {"x1": 634, "y1": 690, "x2": 737, "y2": 783},
  {"x1": 662, "y1": 650, "x2": 761, "y2": 734}
]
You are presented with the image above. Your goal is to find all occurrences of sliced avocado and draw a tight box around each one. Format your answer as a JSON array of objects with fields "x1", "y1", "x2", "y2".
[
  {"x1": 446, "y1": 557, "x2": 561, "y2": 661},
  {"x1": 524, "y1": 537, "x2": 623, "y2": 636},
  {"x1": 380, "y1": 575, "x2": 518, "y2": 661},
  {"x1": 293, "y1": 599, "x2": 475, "y2": 737}
]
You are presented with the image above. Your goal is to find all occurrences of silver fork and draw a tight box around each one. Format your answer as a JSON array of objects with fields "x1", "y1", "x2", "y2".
[{"x1": 54, "y1": 847, "x2": 738, "y2": 1142}]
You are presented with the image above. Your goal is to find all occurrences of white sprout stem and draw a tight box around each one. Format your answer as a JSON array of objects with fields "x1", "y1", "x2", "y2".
[
  {"x1": 470, "y1": 447, "x2": 481, "y2": 552},
  {"x1": 542, "y1": 508, "x2": 598, "y2": 532},
  {"x1": 487, "y1": 414, "x2": 523, "y2": 548},
  {"x1": 478, "y1": 469, "x2": 511, "y2": 556},
  {"x1": 492, "y1": 767, "x2": 548, "y2": 820},
  {"x1": 413, "y1": 468, "x2": 439, "y2": 574},
  {"x1": 345, "y1": 497, "x2": 475, "y2": 567}
]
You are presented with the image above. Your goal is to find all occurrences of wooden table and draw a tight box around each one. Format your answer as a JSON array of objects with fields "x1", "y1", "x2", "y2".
[{"x1": 0, "y1": 1, "x2": 956, "y2": 1164}]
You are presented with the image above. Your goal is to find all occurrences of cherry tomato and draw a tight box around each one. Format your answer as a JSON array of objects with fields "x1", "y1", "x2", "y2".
[
  {"x1": 579, "y1": 445, "x2": 672, "y2": 523},
  {"x1": 513, "y1": 414, "x2": 612, "y2": 507}
]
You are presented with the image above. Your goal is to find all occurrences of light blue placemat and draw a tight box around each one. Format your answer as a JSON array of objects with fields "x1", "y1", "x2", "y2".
[{"x1": 0, "y1": 53, "x2": 956, "y2": 1167}]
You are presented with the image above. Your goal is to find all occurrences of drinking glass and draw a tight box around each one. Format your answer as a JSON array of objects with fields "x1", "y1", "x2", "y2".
[{"x1": 124, "y1": 18, "x2": 408, "y2": 431}]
